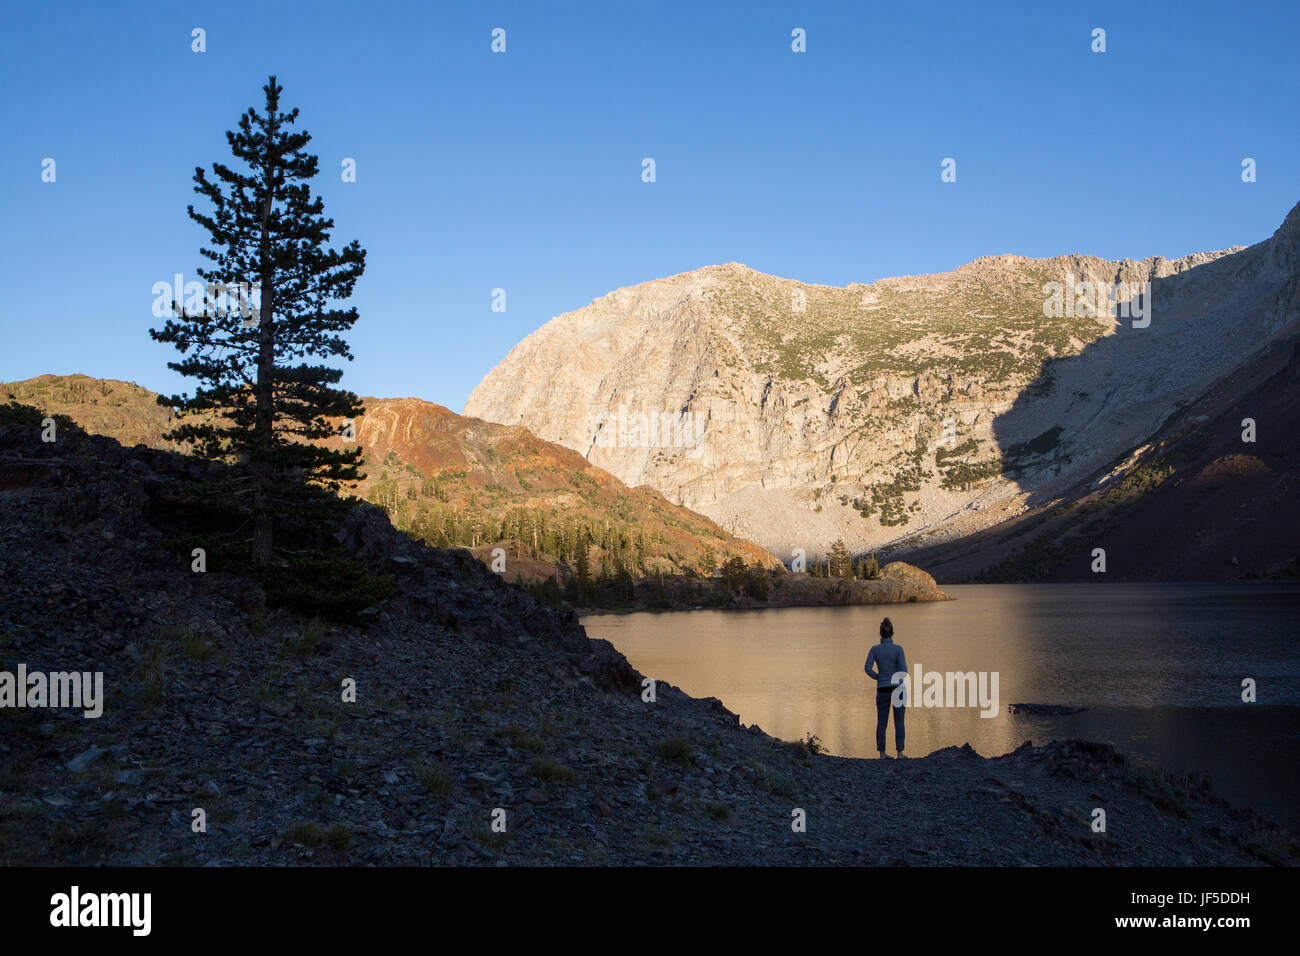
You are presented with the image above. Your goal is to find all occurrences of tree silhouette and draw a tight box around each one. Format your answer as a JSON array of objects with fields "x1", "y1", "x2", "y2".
[{"x1": 151, "y1": 76, "x2": 366, "y2": 566}]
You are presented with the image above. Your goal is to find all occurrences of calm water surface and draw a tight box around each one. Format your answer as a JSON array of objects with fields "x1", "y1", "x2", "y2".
[{"x1": 582, "y1": 583, "x2": 1300, "y2": 827}]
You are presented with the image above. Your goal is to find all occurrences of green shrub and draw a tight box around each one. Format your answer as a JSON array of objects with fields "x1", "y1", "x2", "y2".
[
  {"x1": 416, "y1": 762, "x2": 455, "y2": 795},
  {"x1": 497, "y1": 724, "x2": 548, "y2": 754},
  {"x1": 655, "y1": 735, "x2": 695, "y2": 764},
  {"x1": 280, "y1": 617, "x2": 324, "y2": 657},
  {"x1": 284, "y1": 821, "x2": 352, "y2": 851},
  {"x1": 744, "y1": 565, "x2": 770, "y2": 601},
  {"x1": 262, "y1": 553, "x2": 394, "y2": 618},
  {"x1": 529, "y1": 757, "x2": 575, "y2": 784},
  {"x1": 0, "y1": 401, "x2": 82, "y2": 434},
  {"x1": 136, "y1": 641, "x2": 169, "y2": 710}
]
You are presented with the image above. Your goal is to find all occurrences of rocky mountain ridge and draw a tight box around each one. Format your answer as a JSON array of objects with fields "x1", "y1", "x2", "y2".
[{"x1": 466, "y1": 203, "x2": 1300, "y2": 560}]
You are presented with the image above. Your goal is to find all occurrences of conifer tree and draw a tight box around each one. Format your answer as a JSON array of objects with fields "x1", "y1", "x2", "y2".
[
  {"x1": 150, "y1": 76, "x2": 366, "y2": 566},
  {"x1": 573, "y1": 547, "x2": 591, "y2": 603},
  {"x1": 830, "y1": 539, "x2": 852, "y2": 580}
]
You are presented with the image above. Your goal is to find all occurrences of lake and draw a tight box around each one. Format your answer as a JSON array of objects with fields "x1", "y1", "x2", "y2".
[{"x1": 582, "y1": 583, "x2": 1300, "y2": 828}]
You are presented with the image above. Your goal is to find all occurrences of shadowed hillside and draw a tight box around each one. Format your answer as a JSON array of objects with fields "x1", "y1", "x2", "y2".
[
  {"x1": 0, "y1": 376, "x2": 781, "y2": 584},
  {"x1": 889, "y1": 202, "x2": 1300, "y2": 581},
  {"x1": 897, "y1": 334, "x2": 1300, "y2": 582},
  {"x1": 0, "y1": 417, "x2": 1291, "y2": 866},
  {"x1": 1, "y1": 374, "x2": 178, "y2": 450}
]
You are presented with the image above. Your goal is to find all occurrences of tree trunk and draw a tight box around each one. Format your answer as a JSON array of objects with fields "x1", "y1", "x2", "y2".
[{"x1": 251, "y1": 110, "x2": 278, "y2": 566}]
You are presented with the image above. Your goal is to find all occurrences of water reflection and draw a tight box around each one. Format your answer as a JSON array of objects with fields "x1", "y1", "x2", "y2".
[{"x1": 583, "y1": 583, "x2": 1300, "y2": 827}]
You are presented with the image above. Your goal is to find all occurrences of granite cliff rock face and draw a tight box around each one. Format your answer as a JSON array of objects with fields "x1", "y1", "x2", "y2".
[{"x1": 467, "y1": 203, "x2": 1300, "y2": 559}]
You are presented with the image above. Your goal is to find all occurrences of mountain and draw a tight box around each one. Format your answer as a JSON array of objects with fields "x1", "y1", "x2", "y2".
[
  {"x1": 899, "y1": 333, "x2": 1300, "y2": 581},
  {"x1": 327, "y1": 397, "x2": 781, "y2": 577},
  {"x1": 1, "y1": 374, "x2": 178, "y2": 449},
  {"x1": 0, "y1": 376, "x2": 780, "y2": 580},
  {"x1": 465, "y1": 202, "x2": 1300, "y2": 563}
]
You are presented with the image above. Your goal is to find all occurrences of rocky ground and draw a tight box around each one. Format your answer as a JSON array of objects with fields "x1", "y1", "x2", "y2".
[{"x1": 0, "y1": 424, "x2": 1295, "y2": 866}]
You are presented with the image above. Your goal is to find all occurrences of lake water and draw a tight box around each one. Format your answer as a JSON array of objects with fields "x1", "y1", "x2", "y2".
[{"x1": 582, "y1": 583, "x2": 1300, "y2": 828}]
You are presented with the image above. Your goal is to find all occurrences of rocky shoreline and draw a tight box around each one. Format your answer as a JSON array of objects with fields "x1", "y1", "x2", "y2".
[{"x1": 0, "y1": 424, "x2": 1294, "y2": 866}]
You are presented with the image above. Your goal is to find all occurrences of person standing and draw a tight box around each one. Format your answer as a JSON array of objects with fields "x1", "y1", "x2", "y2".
[{"x1": 864, "y1": 617, "x2": 907, "y2": 759}]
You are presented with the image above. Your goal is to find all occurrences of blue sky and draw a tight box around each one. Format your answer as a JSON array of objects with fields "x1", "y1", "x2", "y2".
[{"x1": 2, "y1": 0, "x2": 1297, "y2": 411}]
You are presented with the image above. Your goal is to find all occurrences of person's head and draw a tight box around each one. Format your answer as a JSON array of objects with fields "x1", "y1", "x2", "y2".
[{"x1": 879, "y1": 617, "x2": 894, "y2": 642}]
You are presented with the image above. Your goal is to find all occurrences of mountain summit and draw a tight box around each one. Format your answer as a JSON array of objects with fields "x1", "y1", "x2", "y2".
[{"x1": 466, "y1": 203, "x2": 1300, "y2": 559}]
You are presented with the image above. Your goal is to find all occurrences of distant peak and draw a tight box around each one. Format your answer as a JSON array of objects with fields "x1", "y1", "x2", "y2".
[
  {"x1": 1275, "y1": 199, "x2": 1300, "y2": 238},
  {"x1": 680, "y1": 262, "x2": 753, "y2": 278}
]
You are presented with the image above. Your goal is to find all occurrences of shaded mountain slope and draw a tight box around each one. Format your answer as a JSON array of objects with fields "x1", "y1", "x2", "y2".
[
  {"x1": 0, "y1": 376, "x2": 781, "y2": 579},
  {"x1": 897, "y1": 333, "x2": 1300, "y2": 582},
  {"x1": 2, "y1": 374, "x2": 177, "y2": 449}
]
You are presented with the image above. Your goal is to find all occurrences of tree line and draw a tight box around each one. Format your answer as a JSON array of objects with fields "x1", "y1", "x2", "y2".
[{"x1": 804, "y1": 539, "x2": 883, "y2": 580}]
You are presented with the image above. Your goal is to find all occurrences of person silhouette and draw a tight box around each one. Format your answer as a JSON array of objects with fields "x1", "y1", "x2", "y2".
[{"x1": 864, "y1": 617, "x2": 907, "y2": 759}]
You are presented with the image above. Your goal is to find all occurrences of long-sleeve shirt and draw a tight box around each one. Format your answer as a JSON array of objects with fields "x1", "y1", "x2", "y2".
[{"x1": 865, "y1": 639, "x2": 908, "y2": 689}]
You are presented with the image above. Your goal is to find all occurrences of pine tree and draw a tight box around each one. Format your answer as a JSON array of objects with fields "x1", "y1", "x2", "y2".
[
  {"x1": 830, "y1": 539, "x2": 852, "y2": 579},
  {"x1": 721, "y1": 555, "x2": 748, "y2": 594},
  {"x1": 150, "y1": 76, "x2": 366, "y2": 566},
  {"x1": 573, "y1": 546, "x2": 591, "y2": 604}
]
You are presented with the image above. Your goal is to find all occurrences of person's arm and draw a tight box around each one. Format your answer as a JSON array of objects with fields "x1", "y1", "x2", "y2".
[
  {"x1": 896, "y1": 645, "x2": 908, "y2": 681},
  {"x1": 865, "y1": 646, "x2": 880, "y2": 680}
]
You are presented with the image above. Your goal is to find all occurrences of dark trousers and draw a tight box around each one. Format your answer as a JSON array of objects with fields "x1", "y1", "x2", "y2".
[{"x1": 876, "y1": 689, "x2": 905, "y2": 753}]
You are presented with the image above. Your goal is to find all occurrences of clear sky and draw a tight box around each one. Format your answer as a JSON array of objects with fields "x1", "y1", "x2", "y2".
[{"x1": 2, "y1": 0, "x2": 1297, "y2": 412}]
